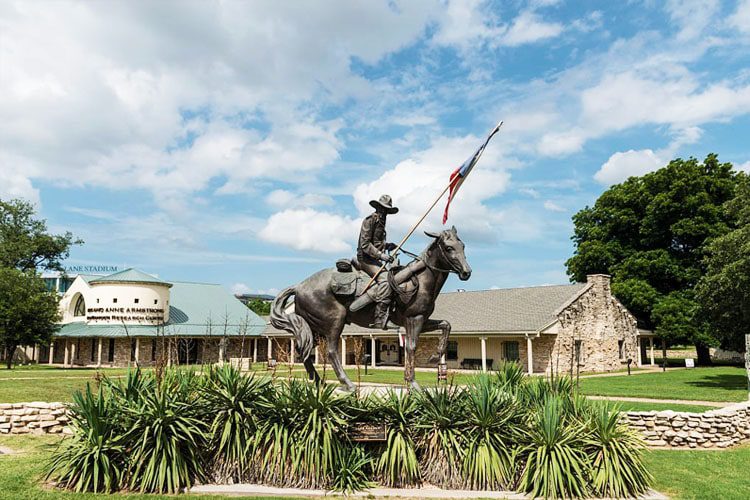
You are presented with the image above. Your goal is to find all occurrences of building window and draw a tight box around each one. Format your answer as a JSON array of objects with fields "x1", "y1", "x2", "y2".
[
  {"x1": 574, "y1": 340, "x2": 583, "y2": 364},
  {"x1": 134, "y1": 298, "x2": 139, "y2": 304},
  {"x1": 618, "y1": 340, "x2": 625, "y2": 360},
  {"x1": 154, "y1": 299, "x2": 158, "y2": 305},
  {"x1": 130, "y1": 339, "x2": 137, "y2": 362},
  {"x1": 73, "y1": 295, "x2": 86, "y2": 317},
  {"x1": 446, "y1": 341, "x2": 458, "y2": 361},
  {"x1": 90, "y1": 339, "x2": 96, "y2": 362},
  {"x1": 504, "y1": 341, "x2": 520, "y2": 362},
  {"x1": 107, "y1": 339, "x2": 115, "y2": 363},
  {"x1": 151, "y1": 339, "x2": 157, "y2": 361},
  {"x1": 113, "y1": 298, "x2": 118, "y2": 304},
  {"x1": 96, "y1": 298, "x2": 99, "y2": 304}
]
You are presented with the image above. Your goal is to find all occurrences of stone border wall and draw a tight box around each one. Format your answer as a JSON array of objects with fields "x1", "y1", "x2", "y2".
[
  {"x1": 0, "y1": 403, "x2": 70, "y2": 435},
  {"x1": 624, "y1": 401, "x2": 750, "y2": 448}
]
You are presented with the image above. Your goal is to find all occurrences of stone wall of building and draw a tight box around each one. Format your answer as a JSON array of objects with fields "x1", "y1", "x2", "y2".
[
  {"x1": 547, "y1": 275, "x2": 639, "y2": 374},
  {"x1": 624, "y1": 402, "x2": 750, "y2": 448},
  {"x1": 0, "y1": 403, "x2": 70, "y2": 435}
]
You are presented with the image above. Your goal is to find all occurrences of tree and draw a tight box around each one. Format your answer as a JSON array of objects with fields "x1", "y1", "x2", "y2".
[
  {"x1": 696, "y1": 173, "x2": 750, "y2": 353},
  {"x1": 246, "y1": 299, "x2": 271, "y2": 316},
  {"x1": 0, "y1": 198, "x2": 81, "y2": 272},
  {"x1": 566, "y1": 155, "x2": 738, "y2": 365},
  {"x1": 0, "y1": 268, "x2": 61, "y2": 368}
]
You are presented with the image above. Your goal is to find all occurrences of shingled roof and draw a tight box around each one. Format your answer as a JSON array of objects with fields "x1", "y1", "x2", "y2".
[{"x1": 265, "y1": 282, "x2": 590, "y2": 335}]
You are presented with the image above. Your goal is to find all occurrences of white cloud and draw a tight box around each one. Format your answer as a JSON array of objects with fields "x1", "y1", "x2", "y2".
[
  {"x1": 501, "y1": 11, "x2": 564, "y2": 46},
  {"x1": 0, "y1": 168, "x2": 40, "y2": 205},
  {"x1": 736, "y1": 160, "x2": 750, "y2": 172},
  {"x1": 258, "y1": 208, "x2": 359, "y2": 253},
  {"x1": 665, "y1": 0, "x2": 720, "y2": 41},
  {"x1": 729, "y1": 0, "x2": 750, "y2": 34},
  {"x1": 265, "y1": 190, "x2": 335, "y2": 209},
  {"x1": 543, "y1": 200, "x2": 565, "y2": 212}
]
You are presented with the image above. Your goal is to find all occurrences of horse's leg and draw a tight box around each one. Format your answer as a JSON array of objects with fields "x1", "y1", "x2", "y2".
[
  {"x1": 303, "y1": 355, "x2": 320, "y2": 384},
  {"x1": 403, "y1": 314, "x2": 425, "y2": 391},
  {"x1": 325, "y1": 320, "x2": 356, "y2": 392},
  {"x1": 422, "y1": 319, "x2": 451, "y2": 364}
]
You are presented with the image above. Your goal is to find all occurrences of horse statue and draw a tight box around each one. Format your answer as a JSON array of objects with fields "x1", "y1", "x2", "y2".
[{"x1": 270, "y1": 226, "x2": 471, "y2": 390}]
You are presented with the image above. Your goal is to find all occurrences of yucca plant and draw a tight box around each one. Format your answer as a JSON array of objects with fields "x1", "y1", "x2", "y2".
[
  {"x1": 461, "y1": 376, "x2": 521, "y2": 490},
  {"x1": 199, "y1": 364, "x2": 270, "y2": 482},
  {"x1": 124, "y1": 381, "x2": 207, "y2": 494},
  {"x1": 103, "y1": 367, "x2": 154, "y2": 405},
  {"x1": 253, "y1": 382, "x2": 297, "y2": 486},
  {"x1": 518, "y1": 395, "x2": 590, "y2": 499},
  {"x1": 586, "y1": 403, "x2": 652, "y2": 498},
  {"x1": 414, "y1": 385, "x2": 467, "y2": 488},
  {"x1": 331, "y1": 445, "x2": 375, "y2": 494},
  {"x1": 494, "y1": 361, "x2": 525, "y2": 391},
  {"x1": 47, "y1": 385, "x2": 125, "y2": 493},
  {"x1": 375, "y1": 390, "x2": 421, "y2": 487}
]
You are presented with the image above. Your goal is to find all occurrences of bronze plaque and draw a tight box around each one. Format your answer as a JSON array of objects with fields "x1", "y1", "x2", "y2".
[{"x1": 349, "y1": 422, "x2": 387, "y2": 442}]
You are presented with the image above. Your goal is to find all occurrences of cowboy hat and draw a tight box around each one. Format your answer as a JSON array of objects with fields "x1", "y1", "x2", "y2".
[{"x1": 369, "y1": 194, "x2": 399, "y2": 214}]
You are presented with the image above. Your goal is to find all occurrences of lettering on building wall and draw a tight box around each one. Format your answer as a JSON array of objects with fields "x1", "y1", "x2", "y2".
[
  {"x1": 65, "y1": 265, "x2": 119, "y2": 273},
  {"x1": 86, "y1": 307, "x2": 165, "y2": 323}
]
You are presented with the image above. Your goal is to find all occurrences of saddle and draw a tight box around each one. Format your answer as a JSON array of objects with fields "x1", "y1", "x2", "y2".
[{"x1": 330, "y1": 258, "x2": 418, "y2": 305}]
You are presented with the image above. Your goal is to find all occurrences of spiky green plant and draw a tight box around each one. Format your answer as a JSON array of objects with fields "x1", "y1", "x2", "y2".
[
  {"x1": 586, "y1": 403, "x2": 652, "y2": 498},
  {"x1": 103, "y1": 367, "x2": 154, "y2": 405},
  {"x1": 495, "y1": 361, "x2": 525, "y2": 391},
  {"x1": 461, "y1": 376, "x2": 521, "y2": 490},
  {"x1": 47, "y1": 385, "x2": 125, "y2": 493},
  {"x1": 414, "y1": 385, "x2": 467, "y2": 488},
  {"x1": 124, "y1": 380, "x2": 207, "y2": 494},
  {"x1": 331, "y1": 445, "x2": 375, "y2": 494},
  {"x1": 200, "y1": 364, "x2": 270, "y2": 482},
  {"x1": 375, "y1": 390, "x2": 421, "y2": 487},
  {"x1": 518, "y1": 396, "x2": 590, "y2": 499}
]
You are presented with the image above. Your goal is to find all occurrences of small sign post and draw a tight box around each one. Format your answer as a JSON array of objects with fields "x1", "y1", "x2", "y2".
[
  {"x1": 437, "y1": 363, "x2": 448, "y2": 384},
  {"x1": 685, "y1": 358, "x2": 695, "y2": 368},
  {"x1": 349, "y1": 422, "x2": 387, "y2": 442}
]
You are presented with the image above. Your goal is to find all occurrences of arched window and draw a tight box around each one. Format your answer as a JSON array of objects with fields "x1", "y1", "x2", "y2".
[{"x1": 73, "y1": 295, "x2": 86, "y2": 317}]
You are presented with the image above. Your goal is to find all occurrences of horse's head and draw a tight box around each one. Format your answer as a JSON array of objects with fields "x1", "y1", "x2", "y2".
[{"x1": 424, "y1": 226, "x2": 472, "y2": 281}]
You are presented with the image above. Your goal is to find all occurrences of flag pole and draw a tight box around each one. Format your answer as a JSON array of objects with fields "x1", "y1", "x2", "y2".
[{"x1": 361, "y1": 120, "x2": 504, "y2": 294}]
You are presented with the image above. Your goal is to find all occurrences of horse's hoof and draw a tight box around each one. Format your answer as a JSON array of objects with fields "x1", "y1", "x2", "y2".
[
  {"x1": 408, "y1": 381, "x2": 422, "y2": 392},
  {"x1": 337, "y1": 383, "x2": 356, "y2": 393}
]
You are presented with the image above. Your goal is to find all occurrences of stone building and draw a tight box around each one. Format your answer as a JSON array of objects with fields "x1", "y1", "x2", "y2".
[{"x1": 268, "y1": 274, "x2": 656, "y2": 374}]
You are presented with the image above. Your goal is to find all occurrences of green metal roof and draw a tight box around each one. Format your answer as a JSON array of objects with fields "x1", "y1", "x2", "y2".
[
  {"x1": 55, "y1": 280, "x2": 266, "y2": 338},
  {"x1": 89, "y1": 268, "x2": 172, "y2": 287}
]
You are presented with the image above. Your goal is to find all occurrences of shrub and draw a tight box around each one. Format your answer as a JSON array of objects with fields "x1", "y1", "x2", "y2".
[
  {"x1": 331, "y1": 445, "x2": 374, "y2": 494},
  {"x1": 375, "y1": 390, "x2": 421, "y2": 487},
  {"x1": 46, "y1": 385, "x2": 125, "y2": 493}
]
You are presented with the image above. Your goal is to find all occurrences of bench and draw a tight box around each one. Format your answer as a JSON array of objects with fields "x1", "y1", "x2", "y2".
[{"x1": 460, "y1": 358, "x2": 493, "y2": 370}]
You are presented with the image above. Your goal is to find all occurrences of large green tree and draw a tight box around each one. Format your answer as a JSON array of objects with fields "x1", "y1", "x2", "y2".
[
  {"x1": 696, "y1": 172, "x2": 750, "y2": 353},
  {"x1": 0, "y1": 198, "x2": 81, "y2": 368},
  {"x1": 566, "y1": 154, "x2": 738, "y2": 365},
  {"x1": 0, "y1": 268, "x2": 61, "y2": 369}
]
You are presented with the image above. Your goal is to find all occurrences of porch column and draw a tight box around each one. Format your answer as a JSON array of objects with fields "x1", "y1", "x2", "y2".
[
  {"x1": 649, "y1": 337, "x2": 655, "y2": 366},
  {"x1": 70, "y1": 340, "x2": 77, "y2": 366},
  {"x1": 341, "y1": 336, "x2": 347, "y2": 367},
  {"x1": 32, "y1": 344, "x2": 38, "y2": 362},
  {"x1": 290, "y1": 338, "x2": 295, "y2": 364},
  {"x1": 218, "y1": 338, "x2": 225, "y2": 363},
  {"x1": 253, "y1": 338, "x2": 258, "y2": 363},
  {"x1": 267, "y1": 337, "x2": 272, "y2": 360},
  {"x1": 480, "y1": 337, "x2": 487, "y2": 372},
  {"x1": 48, "y1": 341, "x2": 54, "y2": 365},
  {"x1": 370, "y1": 336, "x2": 377, "y2": 368},
  {"x1": 63, "y1": 340, "x2": 70, "y2": 368},
  {"x1": 97, "y1": 338, "x2": 102, "y2": 368},
  {"x1": 526, "y1": 335, "x2": 534, "y2": 375},
  {"x1": 637, "y1": 338, "x2": 643, "y2": 366},
  {"x1": 135, "y1": 338, "x2": 140, "y2": 364}
]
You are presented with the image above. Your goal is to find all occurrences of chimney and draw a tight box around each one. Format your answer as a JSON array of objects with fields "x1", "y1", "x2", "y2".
[{"x1": 586, "y1": 274, "x2": 611, "y2": 295}]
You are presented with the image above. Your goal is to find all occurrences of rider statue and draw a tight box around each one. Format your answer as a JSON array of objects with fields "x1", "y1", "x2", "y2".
[{"x1": 351, "y1": 194, "x2": 425, "y2": 329}]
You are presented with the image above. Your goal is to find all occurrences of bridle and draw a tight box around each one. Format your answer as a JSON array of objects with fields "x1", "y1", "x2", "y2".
[{"x1": 409, "y1": 237, "x2": 462, "y2": 275}]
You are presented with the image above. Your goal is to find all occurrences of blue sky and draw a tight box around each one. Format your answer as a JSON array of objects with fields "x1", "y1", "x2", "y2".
[{"x1": 2, "y1": 0, "x2": 749, "y2": 295}]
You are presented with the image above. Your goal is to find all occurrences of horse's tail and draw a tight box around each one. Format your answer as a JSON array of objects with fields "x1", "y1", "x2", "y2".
[{"x1": 269, "y1": 286, "x2": 313, "y2": 361}]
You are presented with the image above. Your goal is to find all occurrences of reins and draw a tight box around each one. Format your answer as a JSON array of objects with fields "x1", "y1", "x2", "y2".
[{"x1": 398, "y1": 241, "x2": 458, "y2": 275}]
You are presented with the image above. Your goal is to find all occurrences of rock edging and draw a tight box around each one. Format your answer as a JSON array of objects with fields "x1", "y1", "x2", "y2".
[
  {"x1": 0, "y1": 402, "x2": 71, "y2": 435},
  {"x1": 624, "y1": 401, "x2": 750, "y2": 448}
]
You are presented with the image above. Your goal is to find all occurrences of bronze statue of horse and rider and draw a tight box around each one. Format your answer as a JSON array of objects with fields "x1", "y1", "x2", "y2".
[{"x1": 270, "y1": 195, "x2": 471, "y2": 390}]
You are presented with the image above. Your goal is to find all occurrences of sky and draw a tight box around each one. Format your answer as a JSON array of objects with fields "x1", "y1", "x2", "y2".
[{"x1": 2, "y1": 0, "x2": 750, "y2": 296}]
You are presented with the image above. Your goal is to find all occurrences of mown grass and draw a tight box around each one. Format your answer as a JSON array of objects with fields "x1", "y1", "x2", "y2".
[
  {"x1": 645, "y1": 445, "x2": 750, "y2": 499},
  {"x1": 607, "y1": 401, "x2": 718, "y2": 413},
  {"x1": 578, "y1": 367, "x2": 749, "y2": 403}
]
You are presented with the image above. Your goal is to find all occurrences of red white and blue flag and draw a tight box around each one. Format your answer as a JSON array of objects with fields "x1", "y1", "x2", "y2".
[{"x1": 442, "y1": 121, "x2": 503, "y2": 224}]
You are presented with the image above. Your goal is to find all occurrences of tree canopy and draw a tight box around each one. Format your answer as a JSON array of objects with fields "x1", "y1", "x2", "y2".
[
  {"x1": 0, "y1": 198, "x2": 81, "y2": 368},
  {"x1": 566, "y1": 154, "x2": 738, "y2": 364},
  {"x1": 0, "y1": 198, "x2": 81, "y2": 272},
  {"x1": 246, "y1": 299, "x2": 271, "y2": 316},
  {"x1": 696, "y1": 172, "x2": 750, "y2": 352}
]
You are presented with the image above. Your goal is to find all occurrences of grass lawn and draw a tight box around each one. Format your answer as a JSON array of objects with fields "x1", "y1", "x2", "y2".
[
  {"x1": 0, "y1": 435, "x2": 303, "y2": 500},
  {"x1": 0, "y1": 365, "x2": 130, "y2": 379},
  {"x1": 578, "y1": 367, "x2": 749, "y2": 403},
  {"x1": 645, "y1": 445, "x2": 750, "y2": 499},
  {"x1": 607, "y1": 401, "x2": 718, "y2": 413}
]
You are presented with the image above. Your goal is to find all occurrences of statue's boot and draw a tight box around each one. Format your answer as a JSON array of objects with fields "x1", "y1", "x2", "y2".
[{"x1": 370, "y1": 301, "x2": 390, "y2": 330}]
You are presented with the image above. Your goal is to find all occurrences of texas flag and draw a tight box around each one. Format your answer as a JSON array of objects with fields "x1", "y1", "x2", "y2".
[{"x1": 442, "y1": 121, "x2": 503, "y2": 224}]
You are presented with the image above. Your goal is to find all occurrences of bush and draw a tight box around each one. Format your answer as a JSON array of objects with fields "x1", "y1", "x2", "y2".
[{"x1": 48, "y1": 366, "x2": 652, "y2": 498}]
